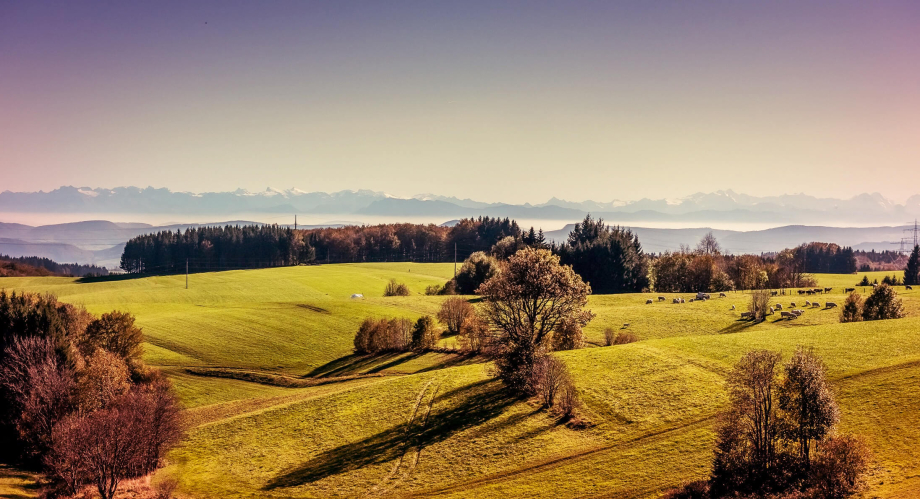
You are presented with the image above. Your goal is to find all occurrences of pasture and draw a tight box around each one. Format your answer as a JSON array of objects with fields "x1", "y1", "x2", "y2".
[{"x1": 1, "y1": 267, "x2": 917, "y2": 497}]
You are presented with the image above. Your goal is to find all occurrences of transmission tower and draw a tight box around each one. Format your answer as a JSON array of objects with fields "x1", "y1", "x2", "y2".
[{"x1": 896, "y1": 219, "x2": 920, "y2": 254}]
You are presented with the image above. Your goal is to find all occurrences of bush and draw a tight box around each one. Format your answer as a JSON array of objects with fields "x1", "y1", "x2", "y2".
[
  {"x1": 76, "y1": 349, "x2": 131, "y2": 413},
  {"x1": 454, "y1": 252, "x2": 501, "y2": 294},
  {"x1": 426, "y1": 281, "x2": 457, "y2": 296},
  {"x1": 862, "y1": 283, "x2": 904, "y2": 321},
  {"x1": 425, "y1": 284, "x2": 441, "y2": 296},
  {"x1": 808, "y1": 435, "x2": 871, "y2": 498},
  {"x1": 383, "y1": 279, "x2": 410, "y2": 297},
  {"x1": 436, "y1": 297, "x2": 475, "y2": 335},
  {"x1": 612, "y1": 332, "x2": 639, "y2": 345},
  {"x1": 551, "y1": 316, "x2": 584, "y2": 351},
  {"x1": 839, "y1": 293, "x2": 863, "y2": 323},
  {"x1": 353, "y1": 317, "x2": 413, "y2": 353},
  {"x1": 411, "y1": 316, "x2": 440, "y2": 351},
  {"x1": 661, "y1": 481, "x2": 710, "y2": 499},
  {"x1": 83, "y1": 311, "x2": 145, "y2": 376},
  {"x1": 530, "y1": 355, "x2": 579, "y2": 418},
  {"x1": 603, "y1": 328, "x2": 616, "y2": 346},
  {"x1": 749, "y1": 289, "x2": 771, "y2": 321}
]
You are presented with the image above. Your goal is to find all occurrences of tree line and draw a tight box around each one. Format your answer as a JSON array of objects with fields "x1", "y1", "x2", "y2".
[
  {"x1": 0, "y1": 254, "x2": 108, "y2": 277},
  {"x1": 119, "y1": 217, "x2": 531, "y2": 273}
]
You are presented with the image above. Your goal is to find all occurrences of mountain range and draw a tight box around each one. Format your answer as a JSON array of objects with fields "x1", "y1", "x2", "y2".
[{"x1": 3, "y1": 186, "x2": 920, "y2": 226}]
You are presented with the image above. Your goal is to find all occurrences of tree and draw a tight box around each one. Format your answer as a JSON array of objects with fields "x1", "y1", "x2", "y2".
[
  {"x1": 454, "y1": 252, "x2": 501, "y2": 294},
  {"x1": 697, "y1": 231, "x2": 722, "y2": 255},
  {"x1": 809, "y1": 435, "x2": 871, "y2": 498},
  {"x1": 559, "y1": 215, "x2": 649, "y2": 293},
  {"x1": 530, "y1": 355, "x2": 573, "y2": 409},
  {"x1": 711, "y1": 350, "x2": 782, "y2": 495},
  {"x1": 83, "y1": 311, "x2": 144, "y2": 376},
  {"x1": 458, "y1": 312, "x2": 491, "y2": 354},
  {"x1": 862, "y1": 283, "x2": 904, "y2": 321},
  {"x1": 840, "y1": 293, "x2": 863, "y2": 323},
  {"x1": 383, "y1": 279, "x2": 410, "y2": 297},
  {"x1": 778, "y1": 348, "x2": 839, "y2": 467},
  {"x1": 76, "y1": 349, "x2": 131, "y2": 413},
  {"x1": 478, "y1": 248, "x2": 594, "y2": 392},
  {"x1": 905, "y1": 245, "x2": 920, "y2": 286},
  {"x1": 0, "y1": 336, "x2": 74, "y2": 461},
  {"x1": 436, "y1": 298, "x2": 475, "y2": 335},
  {"x1": 411, "y1": 316, "x2": 440, "y2": 351}
]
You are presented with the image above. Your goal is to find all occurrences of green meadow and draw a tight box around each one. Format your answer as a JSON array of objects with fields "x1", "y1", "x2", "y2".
[{"x1": 1, "y1": 267, "x2": 918, "y2": 497}]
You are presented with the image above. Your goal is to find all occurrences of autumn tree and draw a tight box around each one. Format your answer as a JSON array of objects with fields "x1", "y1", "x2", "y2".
[
  {"x1": 778, "y1": 348, "x2": 839, "y2": 467},
  {"x1": 411, "y1": 316, "x2": 440, "y2": 351},
  {"x1": 458, "y1": 312, "x2": 491, "y2": 354},
  {"x1": 478, "y1": 248, "x2": 594, "y2": 392},
  {"x1": 436, "y1": 297, "x2": 475, "y2": 335}
]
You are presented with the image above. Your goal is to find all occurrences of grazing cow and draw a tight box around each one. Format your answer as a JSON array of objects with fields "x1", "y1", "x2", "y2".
[
  {"x1": 791, "y1": 310, "x2": 803, "y2": 316},
  {"x1": 775, "y1": 303, "x2": 782, "y2": 310},
  {"x1": 781, "y1": 311, "x2": 796, "y2": 319},
  {"x1": 623, "y1": 323, "x2": 630, "y2": 328},
  {"x1": 769, "y1": 307, "x2": 775, "y2": 315},
  {"x1": 907, "y1": 285, "x2": 913, "y2": 291},
  {"x1": 689, "y1": 298, "x2": 695, "y2": 303},
  {"x1": 806, "y1": 290, "x2": 814, "y2": 295},
  {"x1": 825, "y1": 287, "x2": 833, "y2": 293},
  {"x1": 659, "y1": 296, "x2": 666, "y2": 301},
  {"x1": 680, "y1": 298, "x2": 685, "y2": 303},
  {"x1": 805, "y1": 300, "x2": 811, "y2": 306},
  {"x1": 740, "y1": 311, "x2": 753, "y2": 319},
  {"x1": 771, "y1": 291, "x2": 778, "y2": 296},
  {"x1": 845, "y1": 287, "x2": 855, "y2": 293},
  {"x1": 791, "y1": 302, "x2": 796, "y2": 307},
  {"x1": 811, "y1": 302, "x2": 820, "y2": 308},
  {"x1": 673, "y1": 298, "x2": 681, "y2": 304},
  {"x1": 826, "y1": 302, "x2": 838, "y2": 309},
  {"x1": 872, "y1": 283, "x2": 879, "y2": 288},
  {"x1": 646, "y1": 299, "x2": 653, "y2": 304},
  {"x1": 731, "y1": 304, "x2": 736, "y2": 310},
  {"x1": 719, "y1": 292, "x2": 727, "y2": 298}
]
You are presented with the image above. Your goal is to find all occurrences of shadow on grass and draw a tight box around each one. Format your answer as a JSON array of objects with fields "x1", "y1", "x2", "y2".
[
  {"x1": 305, "y1": 353, "x2": 408, "y2": 378},
  {"x1": 414, "y1": 353, "x2": 484, "y2": 374},
  {"x1": 262, "y1": 379, "x2": 518, "y2": 490},
  {"x1": 718, "y1": 319, "x2": 761, "y2": 335}
]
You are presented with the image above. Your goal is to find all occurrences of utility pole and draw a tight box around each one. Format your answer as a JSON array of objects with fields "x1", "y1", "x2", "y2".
[
  {"x1": 186, "y1": 258, "x2": 189, "y2": 289},
  {"x1": 294, "y1": 214, "x2": 297, "y2": 231},
  {"x1": 454, "y1": 243, "x2": 457, "y2": 277}
]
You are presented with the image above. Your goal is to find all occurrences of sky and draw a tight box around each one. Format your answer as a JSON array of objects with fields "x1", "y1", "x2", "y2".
[{"x1": 2, "y1": 1, "x2": 920, "y2": 204}]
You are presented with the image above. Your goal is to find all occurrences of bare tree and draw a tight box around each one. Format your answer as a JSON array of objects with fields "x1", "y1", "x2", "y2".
[
  {"x1": 696, "y1": 231, "x2": 722, "y2": 255},
  {"x1": 478, "y1": 248, "x2": 594, "y2": 392},
  {"x1": 458, "y1": 312, "x2": 491, "y2": 354},
  {"x1": 530, "y1": 355, "x2": 570, "y2": 408},
  {"x1": 749, "y1": 289, "x2": 772, "y2": 321}
]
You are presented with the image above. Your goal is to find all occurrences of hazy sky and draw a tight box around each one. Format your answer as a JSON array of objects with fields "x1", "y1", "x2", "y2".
[{"x1": 2, "y1": 1, "x2": 920, "y2": 203}]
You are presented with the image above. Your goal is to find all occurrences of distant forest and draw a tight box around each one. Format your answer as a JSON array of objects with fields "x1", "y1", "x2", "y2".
[
  {"x1": 119, "y1": 217, "x2": 532, "y2": 273},
  {"x1": 0, "y1": 254, "x2": 108, "y2": 277}
]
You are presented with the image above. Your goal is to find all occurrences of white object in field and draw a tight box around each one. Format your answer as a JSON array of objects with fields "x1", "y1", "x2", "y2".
[{"x1": 351, "y1": 294, "x2": 364, "y2": 299}]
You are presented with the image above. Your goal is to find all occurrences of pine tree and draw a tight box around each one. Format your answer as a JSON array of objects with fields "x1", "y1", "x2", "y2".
[{"x1": 904, "y1": 245, "x2": 920, "y2": 286}]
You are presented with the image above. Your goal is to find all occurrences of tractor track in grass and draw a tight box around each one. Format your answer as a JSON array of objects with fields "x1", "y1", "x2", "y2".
[
  {"x1": 367, "y1": 379, "x2": 441, "y2": 497},
  {"x1": 410, "y1": 415, "x2": 717, "y2": 497}
]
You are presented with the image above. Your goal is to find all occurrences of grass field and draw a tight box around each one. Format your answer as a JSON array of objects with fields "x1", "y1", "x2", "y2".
[{"x1": 1, "y1": 267, "x2": 917, "y2": 497}]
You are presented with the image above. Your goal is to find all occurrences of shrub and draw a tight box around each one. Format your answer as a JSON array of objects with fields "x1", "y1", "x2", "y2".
[
  {"x1": 411, "y1": 316, "x2": 440, "y2": 351},
  {"x1": 603, "y1": 327, "x2": 616, "y2": 346},
  {"x1": 808, "y1": 435, "x2": 871, "y2": 498},
  {"x1": 839, "y1": 293, "x2": 863, "y2": 323},
  {"x1": 661, "y1": 481, "x2": 710, "y2": 499},
  {"x1": 383, "y1": 279, "x2": 410, "y2": 297},
  {"x1": 454, "y1": 252, "x2": 501, "y2": 294},
  {"x1": 612, "y1": 332, "x2": 639, "y2": 345},
  {"x1": 748, "y1": 288, "x2": 771, "y2": 321},
  {"x1": 551, "y1": 316, "x2": 584, "y2": 351},
  {"x1": 436, "y1": 297, "x2": 475, "y2": 335},
  {"x1": 353, "y1": 317, "x2": 412, "y2": 353},
  {"x1": 425, "y1": 284, "x2": 441, "y2": 296},
  {"x1": 861, "y1": 283, "x2": 904, "y2": 321},
  {"x1": 385, "y1": 318, "x2": 413, "y2": 352},
  {"x1": 83, "y1": 311, "x2": 144, "y2": 376}
]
